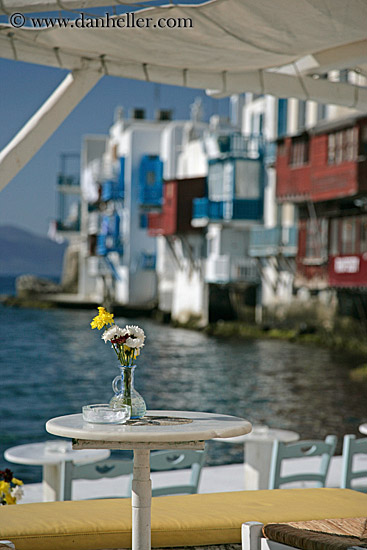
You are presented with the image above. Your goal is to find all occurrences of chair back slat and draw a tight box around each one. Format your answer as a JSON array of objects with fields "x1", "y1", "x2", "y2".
[
  {"x1": 72, "y1": 459, "x2": 133, "y2": 480},
  {"x1": 152, "y1": 484, "x2": 196, "y2": 497},
  {"x1": 341, "y1": 434, "x2": 367, "y2": 491},
  {"x1": 275, "y1": 473, "x2": 325, "y2": 485},
  {"x1": 278, "y1": 441, "x2": 333, "y2": 459},
  {"x1": 150, "y1": 450, "x2": 206, "y2": 471},
  {"x1": 268, "y1": 435, "x2": 337, "y2": 489}
]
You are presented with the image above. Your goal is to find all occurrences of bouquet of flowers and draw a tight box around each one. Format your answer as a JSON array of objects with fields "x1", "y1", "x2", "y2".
[
  {"x1": 0, "y1": 469, "x2": 24, "y2": 505},
  {"x1": 90, "y1": 307, "x2": 145, "y2": 365},
  {"x1": 91, "y1": 307, "x2": 147, "y2": 418}
]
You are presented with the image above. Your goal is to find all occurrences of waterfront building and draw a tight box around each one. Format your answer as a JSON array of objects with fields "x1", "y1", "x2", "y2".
[
  {"x1": 52, "y1": 72, "x2": 366, "y2": 324},
  {"x1": 244, "y1": 70, "x2": 367, "y2": 321},
  {"x1": 245, "y1": 94, "x2": 299, "y2": 318},
  {"x1": 54, "y1": 108, "x2": 176, "y2": 308},
  {"x1": 147, "y1": 101, "x2": 266, "y2": 325},
  {"x1": 147, "y1": 104, "x2": 209, "y2": 323},
  {"x1": 277, "y1": 112, "x2": 367, "y2": 316}
]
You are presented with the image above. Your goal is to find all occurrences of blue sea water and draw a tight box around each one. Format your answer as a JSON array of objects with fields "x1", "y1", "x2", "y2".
[
  {"x1": 1, "y1": 276, "x2": 366, "y2": 484},
  {"x1": 0, "y1": 275, "x2": 18, "y2": 295}
]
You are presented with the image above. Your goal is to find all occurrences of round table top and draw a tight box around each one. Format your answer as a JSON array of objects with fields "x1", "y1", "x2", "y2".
[
  {"x1": 359, "y1": 423, "x2": 367, "y2": 435},
  {"x1": 213, "y1": 425, "x2": 299, "y2": 444},
  {"x1": 46, "y1": 410, "x2": 252, "y2": 443},
  {"x1": 4, "y1": 441, "x2": 110, "y2": 466}
]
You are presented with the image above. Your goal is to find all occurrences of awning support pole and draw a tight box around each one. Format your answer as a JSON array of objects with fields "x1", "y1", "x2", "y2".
[{"x1": 0, "y1": 68, "x2": 102, "y2": 191}]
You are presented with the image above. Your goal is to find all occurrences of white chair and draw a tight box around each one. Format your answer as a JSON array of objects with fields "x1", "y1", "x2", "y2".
[
  {"x1": 340, "y1": 434, "x2": 367, "y2": 492},
  {"x1": 268, "y1": 435, "x2": 337, "y2": 489}
]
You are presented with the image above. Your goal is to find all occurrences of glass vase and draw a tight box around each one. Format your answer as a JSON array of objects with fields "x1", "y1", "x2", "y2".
[{"x1": 110, "y1": 365, "x2": 146, "y2": 419}]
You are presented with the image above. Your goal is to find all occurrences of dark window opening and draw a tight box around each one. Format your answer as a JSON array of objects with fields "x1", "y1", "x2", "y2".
[{"x1": 290, "y1": 135, "x2": 309, "y2": 167}]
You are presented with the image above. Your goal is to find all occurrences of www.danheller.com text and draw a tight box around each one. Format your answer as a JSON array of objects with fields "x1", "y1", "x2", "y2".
[{"x1": 8, "y1": 11, "x2": 194, "y2": 29}]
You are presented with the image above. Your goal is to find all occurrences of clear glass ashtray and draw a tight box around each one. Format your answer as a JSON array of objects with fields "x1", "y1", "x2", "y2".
[{"x1": 82, "y1": 404, "x2": 131, "y2": 424}]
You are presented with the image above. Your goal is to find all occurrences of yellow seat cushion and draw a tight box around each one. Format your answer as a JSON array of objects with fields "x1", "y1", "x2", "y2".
[{"x1": 0, "y1": 488, "x2": 366, "y2": 550}]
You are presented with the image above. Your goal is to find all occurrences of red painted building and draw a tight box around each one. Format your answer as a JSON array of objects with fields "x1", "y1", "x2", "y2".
[
  {"x1": 276, "y1": 114, "x2": 367, "y2": 290},
  {"x1": 148, "y1": 177, "x2": 206, "y2": 236}
]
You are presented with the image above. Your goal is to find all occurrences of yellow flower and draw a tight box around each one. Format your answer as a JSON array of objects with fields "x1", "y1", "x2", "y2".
[
  {"x1": 5, "y1": 492, "x2": 16, "y2": 505},
  {"x1": 12, "y1": 477, "x2": 23, "y2": 486},
  {"x1": 0, "y1": 480, "x2": 10, "y2": 493},
  {"x1": 90, "y1": 307, "x2": 114, "y2": 330},
  {"x1": 100, "y1": 310, "x2": 114, "y2": 325},
  {"x1": 122, "y1": 345, "x2": 140, "y2": 360},
  {"x1": 90, "y1": 317, "x2": 105, "y2": 330}
]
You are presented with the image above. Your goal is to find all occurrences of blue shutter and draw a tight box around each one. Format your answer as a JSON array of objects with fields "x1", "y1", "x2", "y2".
[
  {"x1": 139, "y1": 155, "x2": 163, "y2": 206},
  {"x1": 97, "y1": 214, "x2": 122, "y2": 255},
  {"x1": 277, "y1": 99, "x2": 288, "y2": 137},
  {"x1": 118, "y1": 157, "x2": 125, "y2": 199}
]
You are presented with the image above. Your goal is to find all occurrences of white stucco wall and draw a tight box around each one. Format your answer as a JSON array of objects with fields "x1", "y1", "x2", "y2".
[{"x1": 171, "y1": 265, "x2": 208, "y2": 326}]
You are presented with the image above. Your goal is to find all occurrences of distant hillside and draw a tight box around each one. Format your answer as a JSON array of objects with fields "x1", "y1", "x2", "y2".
[{"x1": 0, "y1": 225, "x2": 67, "y2": 276}]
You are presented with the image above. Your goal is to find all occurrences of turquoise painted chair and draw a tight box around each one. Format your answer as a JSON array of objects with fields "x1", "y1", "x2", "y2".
[
  {"x1": 63, "y1": 448, "x2": 207, "y2": 500},
  {"x1": 150, "y1": 449, "x2": 207, "y2": 496},
  {"x1": 268, "y1": 435, "x2": 337, "y2": 489},
  {"x1": 340, "y1": 434, "x2": 367, "y2": 492},
  {"x1": 63, "y1": 458, "x2": 133, "y2": 500}
]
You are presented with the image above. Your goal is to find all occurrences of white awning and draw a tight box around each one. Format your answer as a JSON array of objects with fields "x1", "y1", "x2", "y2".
[
  {"x1": 1, "y1": 0, "x2": 367, "y2": 93},
  {"x1": 1, "y1": 0, "x2": 367, "y2": 188}
]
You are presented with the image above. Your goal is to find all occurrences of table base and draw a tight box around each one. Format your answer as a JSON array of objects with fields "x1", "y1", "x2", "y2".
[
  {"x1": 244, "y1": 441, "x2": 274, "y2": 490},
  {"x1": 133, "y1": 450, "x2": 151, "y2": 550},
  {"x1": 42, "y1": 464, "x2": 62, "y2": 502}
]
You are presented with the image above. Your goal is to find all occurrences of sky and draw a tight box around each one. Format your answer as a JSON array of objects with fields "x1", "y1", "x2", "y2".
[{"x1": 0, "y1": 40, "x2": 230, "y2": 237}]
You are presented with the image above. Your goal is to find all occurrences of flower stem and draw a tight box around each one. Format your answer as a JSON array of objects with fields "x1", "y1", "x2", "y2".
[{"x1": 122, "y1": 367, "x2": 132, "y2": 407}]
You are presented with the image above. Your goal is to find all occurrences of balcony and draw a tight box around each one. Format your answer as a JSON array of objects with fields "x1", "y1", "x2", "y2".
[
  {"x1": 101, "y1": 179, "x2": 124, "y2": 201},
  {"x1": 205, "y1": 255, "x2": 259, "y2": 284},
  {"x1": 97, "y1": 214, "x2": 123, "y2": 256},
  {"x1": 55, "y1": 219, "x2": 80, "y2": 232},
  {"x1": 263, "y1": 141, "x2": 277, "y2": 166},
  {"x1": 192, "y1": 198, "x2": 223, "y2": 221},
  {"x1": 192, "y1": 198, "x2": 263, "y2": 226},
  {"x1": 249, "y1": 226, "x2": 298, "y2": 257},
  {"x1": 148, "y1": 178, "x2": 206, "y2": 236},
  {"x1": 57, "y1": 174, "x2": 80, "y2": 190},
  {"x1": 97, "y1": 234, "x2": 123, "y2": 256},
  {"x1": 216, "y1": 133, "x2": 265, "y2": 159}
]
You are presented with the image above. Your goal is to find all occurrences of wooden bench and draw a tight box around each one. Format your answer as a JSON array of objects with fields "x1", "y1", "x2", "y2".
[{"x1": 0, "y1": 488, "x2": 366, "y2": 550}]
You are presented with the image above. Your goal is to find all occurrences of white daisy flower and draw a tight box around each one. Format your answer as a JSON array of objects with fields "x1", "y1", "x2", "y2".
[
  {"x1": 11, "y1": 485, "x2": 24, "y2": 503},
  {"x1": 101, "y1": 325, "x2": 127, "y2": 343},
  {"x1": 125, "y1": 325, "x2": 145, "y2": 348}
]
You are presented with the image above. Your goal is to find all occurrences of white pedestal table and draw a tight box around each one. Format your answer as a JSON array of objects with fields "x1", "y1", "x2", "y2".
[
  {"x1": 46, "y1": 410, "x2": 252, "y2": 550},
  {"x1": 214, "y1": 425, "x2": 299, "y2": 490},
  {"x1": 4, "y1": 441, "x2": 110, "y2": 501}
]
